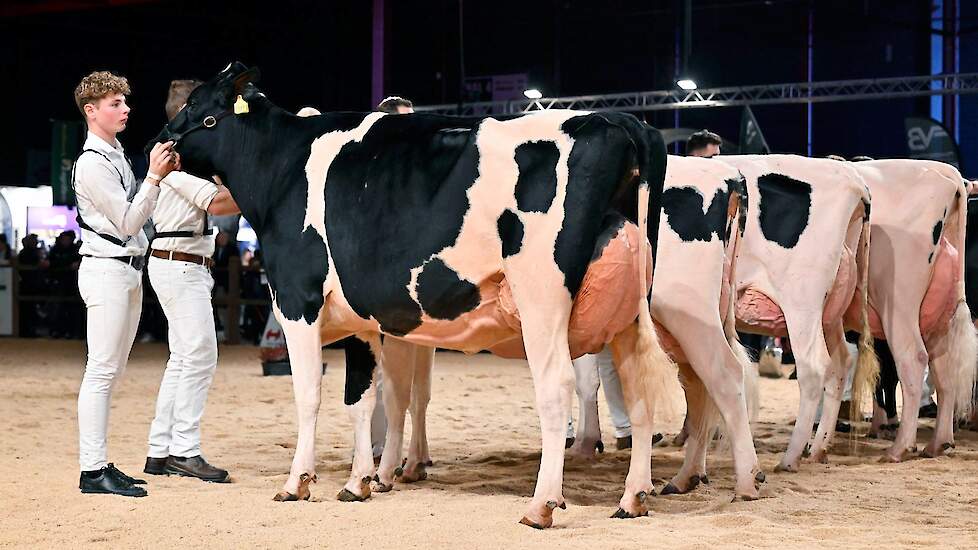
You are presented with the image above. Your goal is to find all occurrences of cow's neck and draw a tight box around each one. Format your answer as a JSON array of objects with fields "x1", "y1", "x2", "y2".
[{"x1": 214, "y1": 104, "x2": 317, "y2": 234}]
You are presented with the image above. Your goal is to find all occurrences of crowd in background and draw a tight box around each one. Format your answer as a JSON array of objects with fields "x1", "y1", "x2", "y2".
[{"x1": 0, "y1": 229, "x2": 270, "y2": 344}]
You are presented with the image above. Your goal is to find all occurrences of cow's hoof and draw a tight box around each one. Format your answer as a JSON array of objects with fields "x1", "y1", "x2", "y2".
[
  {"x1": 774, "y1": 462, "x2": 798, "y2": 473},
  {"x1": 273, "y1": 472, "x2": 315, "y2": 502},
  {"x1": 660, "y1": 482, "x2": 681, "y2": 496},
  {"x1": 519, "y1": 517, "x2": 550, "y2": 530},
  {"x1": 372, "y1": 475, "x2": 394, "y2": 493},
  {"x1": 733, "y1": 491, "x2": 759, "y2": 502},
  {"x1": 398, "y1": 463, "x2": 428, "y2": 483},
  {"x1": 337, "y1": 488, "x2": 369, "y2": 502},
  {"x1": 921, "y1": 442, "x2": 954, "y2": 458},
  {"x1": 611, "y1": 506, "x2": 648, "y2": 519},
  {"x1": 755, "y1": 470, "x2": 766, "y2": 484},
  {"x1": 613, "y1": 490, "x2": 650, "y2": 518},
  {"x1": 806, "y1": 450, "x2": 828, "y2": 464},
  {"x1": 700, "y1": 474, "x2": 710, "y2": 485},
  {"x1": 393, "y1": 466, "x2": 404, "y2": 478}
]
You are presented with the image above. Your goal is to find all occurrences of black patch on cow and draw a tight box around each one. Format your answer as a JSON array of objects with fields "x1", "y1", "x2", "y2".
[
  {"x1": 965, "y1": 197, "x2": 978, "y2": 316},
  {"x1": 554, "y1": 113, "x2": 643, "y2": 296},
  {"x1": 933, "y1": 219, "x2": 943, "y2": 246},
  {"x1": 343, "y1": 336, "x2": 375, "y2": 406},
  {"x1": 322, "y1": 114, "x2": 483, "y2": 335},
  {"x1": 591, "y1": 213, "x2": 627, "y2": 262},
  {"x1": 661, "y1": 186, "x2": 728, "y2": 243},
  {"x1": 497, "y1": 209, "x2": 524, "y2": 257},
  {"x1": 264, "y1": 226, "x2": 330, "y2": 323},
  {"x1": 862, "y1": 198, "x2": 871, "y2": 222},
  {"x1": 416, "y1": 258, "x2": 481, "y2": 320},
  {"x1": 514, "y1": 141, "x2": 560, "y2": 213},
  {"x1": 756, "y1": 173, "x2": 812, "y2": 248}
]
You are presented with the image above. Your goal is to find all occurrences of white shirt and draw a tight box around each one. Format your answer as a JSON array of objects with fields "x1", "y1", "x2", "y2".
[
  {"x1": 74, "y1": 131, "x2": 159, "y2": 257},
  {"x1": 151, "y1": 172, "x2": 220, "y2": 257}
]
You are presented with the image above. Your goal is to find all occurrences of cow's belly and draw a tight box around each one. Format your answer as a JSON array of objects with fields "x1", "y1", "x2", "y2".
[
  {"x1": 845, "y1": 237, "x2": 961, "y2": 339},
  {"x1": 396, "y1": 221, "x2": 653, "y2": 359},
  {"x1": 736, "y1": 243, "x2": 858, "y2": 336}
]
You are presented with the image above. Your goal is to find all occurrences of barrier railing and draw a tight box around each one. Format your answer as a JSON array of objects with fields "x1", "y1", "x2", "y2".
[{"x1": 1, "y1": 260, "x2": 269, "y2": 345}]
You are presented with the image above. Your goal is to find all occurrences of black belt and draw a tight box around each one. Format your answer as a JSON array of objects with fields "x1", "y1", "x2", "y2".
[{"x1": 83, "y1": 254, "x2": 145, "y2": 271}]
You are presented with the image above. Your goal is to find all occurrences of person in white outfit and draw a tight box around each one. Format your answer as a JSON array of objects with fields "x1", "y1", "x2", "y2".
[
  {"x1": 73, "y1": 70, "x2": 177, "y2": 497},
  {"x1": 142, "y1": 79, "x2": 240, "y2": 483}
]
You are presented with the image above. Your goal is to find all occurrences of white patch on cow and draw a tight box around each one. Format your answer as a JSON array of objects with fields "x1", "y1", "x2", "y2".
[
  {"x1": 304, "y1": 112, "x2": 387, "y2": 240},
  {"x1": 431, "y1": 110, "x2": 586, "y2": 293}
]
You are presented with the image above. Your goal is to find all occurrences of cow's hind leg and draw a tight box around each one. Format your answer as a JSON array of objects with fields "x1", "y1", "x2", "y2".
[
  {"x1": 271, "y1": 303, "x2": 325, "y2": 502},
  {"x1": 608, "y1": 315, "x2": 677, "y2": 519},
  {"x1": 923, "y1": 302, "x2": 978, "y2": 457},
  {"x1": 662, "y1": 364, "x2": 710, "y2": 495},
  {"x1": 776, "y1": 321, "x2": 831, "y2": 472},
  {"x1": 884, "y1": 326, "x2": 928, "y2": 462},
  {"x1": 807, "y1": 323, "x2": 849, "y2": 464},
  {"x1": 338, "y1": 333, "x2": 383, "y2": 501},
  {"x1": 403, "y1": 344, "x2": 434, "y2": 481}
]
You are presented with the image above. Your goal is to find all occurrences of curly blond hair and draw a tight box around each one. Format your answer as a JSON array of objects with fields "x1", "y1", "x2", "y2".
[{"x1": 73, "y1": 71, "x2": 131, "y2": 116}]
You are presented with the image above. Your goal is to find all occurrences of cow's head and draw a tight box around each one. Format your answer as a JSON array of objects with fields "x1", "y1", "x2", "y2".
[{"x1": 147, "y1": 61, "x2": 261, "y2": 178}]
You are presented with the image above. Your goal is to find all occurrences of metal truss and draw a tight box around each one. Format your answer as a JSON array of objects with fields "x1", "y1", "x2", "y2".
[{"x1": 414, "y1": 73, "x2": 978, "y2": 115}]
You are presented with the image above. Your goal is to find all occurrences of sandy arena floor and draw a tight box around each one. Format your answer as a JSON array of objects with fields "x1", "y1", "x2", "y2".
[{"x1": 0, "y1": 339, "x2": 976, "y2": 549}]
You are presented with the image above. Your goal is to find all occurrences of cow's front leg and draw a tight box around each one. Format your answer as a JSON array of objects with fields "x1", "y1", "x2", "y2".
[
  {"x1": 338, "y1": 333, "x2": 383, "y2": 501},
  {"x1": 272, "y1": 303, "x2": 324, "y2": 502},
  {"x1": 375, "y1": 338, "x2": 416, "y2": 490},
  {"x1": 568, "y1": 353, "x2": 603, "y2": 458},
  {"x1": 404, "y1": 344, "x2": 435, "y2": 480}
]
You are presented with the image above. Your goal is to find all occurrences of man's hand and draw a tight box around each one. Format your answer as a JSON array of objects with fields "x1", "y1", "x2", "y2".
[{"x1": 146, "y1": 141, "x2": 177, "y2": 184}]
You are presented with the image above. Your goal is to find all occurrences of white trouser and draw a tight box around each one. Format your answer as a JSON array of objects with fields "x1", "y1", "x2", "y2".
[
  {"x1": 77, "y1": 257, "x2": 143, "y2": 471},
  {"x1": 371, "y1": 370, "x2": 387, "y2": 458},
  {"x1": 568, "y1": 348, "x2": 632, "y2": 438},
  {"x1": 595, "y1": 348, "x2": 632, "y2": 438},
  {"x1": 146, "y1": 256, "x2": 218, "y2": 458}
]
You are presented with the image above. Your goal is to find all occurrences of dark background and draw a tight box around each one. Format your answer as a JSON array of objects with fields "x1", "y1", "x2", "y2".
[{"x1": 2, "y1": 0, "x2": 976, "y2": 185}]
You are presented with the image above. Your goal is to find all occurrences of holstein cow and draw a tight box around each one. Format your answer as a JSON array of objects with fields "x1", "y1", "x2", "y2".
[
  {"x1": 153, "y1": 62, "x2": 672, "y2": 528},
  {"x1": 574, "y1": 155, "x2": 763, "y2": 498},
  {"x1": 824, "y1": 159, "x2": 977, "y2": 460},
  {"x1": 379, "y1": 155, "x2": 765, "y2": 501},
  {"x1": 720, "y1": 155, "x2": 878, "y2": 473}
]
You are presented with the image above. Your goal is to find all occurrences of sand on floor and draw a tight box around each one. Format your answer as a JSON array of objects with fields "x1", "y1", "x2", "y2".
[{"x1": 1, "y1": 339, "x2": 976, "y2": 549}]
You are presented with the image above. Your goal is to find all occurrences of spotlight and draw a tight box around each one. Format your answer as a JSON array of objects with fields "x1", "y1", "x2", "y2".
[
  {"x1": 523, "y1": 88, "x2": 543, "y2": 99},
  {"x1": 676, "y1": 78, "x2": 698, "y2": 91}
]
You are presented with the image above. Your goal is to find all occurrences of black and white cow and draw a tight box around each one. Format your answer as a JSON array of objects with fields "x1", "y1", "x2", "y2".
[{"x1": 152, "y1": 62, "x2": 672, "y2": 528}]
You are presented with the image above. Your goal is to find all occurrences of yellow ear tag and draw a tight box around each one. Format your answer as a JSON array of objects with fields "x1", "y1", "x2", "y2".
[{"x1": 234, "y1": 95, "x2": 250, "y2": 115}]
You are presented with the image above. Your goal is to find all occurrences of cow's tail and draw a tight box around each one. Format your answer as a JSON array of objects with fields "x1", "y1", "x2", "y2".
[
  {"x1": 849, "y1": 201, "x2": 880, "y2": 423},
  {"x1": 944, "y1": 184, "x2": 978, "y2": 420},
  {"x1": 723, "y1": 175, "x2": 759, "y2": 425},
  {"x1": 633, "y1": 143, "x2": 680, "y2": 424}
]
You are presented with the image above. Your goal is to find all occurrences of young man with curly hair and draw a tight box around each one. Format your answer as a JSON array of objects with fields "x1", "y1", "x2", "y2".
[{"x1": 73, "y1": 70, "x2": 177, "y2": 497}]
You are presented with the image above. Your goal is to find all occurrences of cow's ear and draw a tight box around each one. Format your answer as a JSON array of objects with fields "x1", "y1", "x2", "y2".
[{"x1": 233, "y1": 67, "x2": 260, "y2": 95}]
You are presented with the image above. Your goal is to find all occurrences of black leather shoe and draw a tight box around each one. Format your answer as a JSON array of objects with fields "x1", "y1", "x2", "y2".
[
  {"x1": 165, "y1": 455, "x2": 230, "y2": 483},
  {"x1": 79, "y1": 467, "x2": 148, "y2": 497},
  {"x1": 107, "y1": 463, "x2": 146, "y2": 485},
  {"x1": 144, "y1": 457, "x2": 168, "y2": 476}
]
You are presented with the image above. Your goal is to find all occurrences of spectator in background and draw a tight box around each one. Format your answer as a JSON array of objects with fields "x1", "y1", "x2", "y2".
[
  {"x1": 48, "y1": 230, "x2": 83, "y2": 338},
  {"x1": 17, "y1": 234, "x2": 47, "y2": 337}
]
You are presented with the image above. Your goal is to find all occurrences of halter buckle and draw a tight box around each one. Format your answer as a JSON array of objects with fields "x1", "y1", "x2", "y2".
[{"x1": 203, "y1": 116, "x2": 217, "y2": 128}]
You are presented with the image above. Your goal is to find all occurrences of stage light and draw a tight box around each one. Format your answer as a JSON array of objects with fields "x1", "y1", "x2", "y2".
[
  {"x1": 677, "y1": 78, "x2": 698, "y2": 90},
  {"x1": 523, "y1": 88, "x2": 543, "y2": 99}
]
